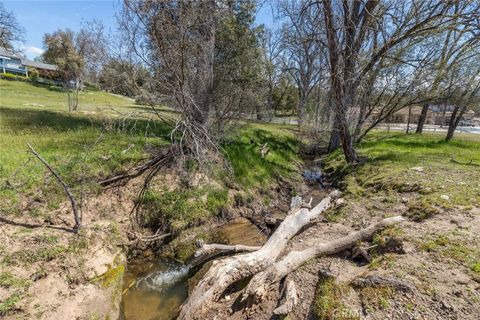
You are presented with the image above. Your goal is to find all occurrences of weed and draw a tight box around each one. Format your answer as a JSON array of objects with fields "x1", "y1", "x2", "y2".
[
  {"x1": 359, "y1": 286, "x2": 394, "y2": 311},
  {"x1": 0, "y1": 272, "x2": 31, "y2": 289},
  {"x1": 406, "y1": 199, "x2": 440, "y2": 221},
  {"x1": 314, "y1": 276, "x2": 359, "y2": 320},
  {"x1": 0, "y1": 293, "x2": 22, "y2": 316}
]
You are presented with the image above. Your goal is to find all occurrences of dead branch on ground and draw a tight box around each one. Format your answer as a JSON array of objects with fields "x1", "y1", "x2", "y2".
[
  {"x1": 450, "y1": 154, "x2": 480, "y2": 167},
  {"x1": 178, "y1": 190, "x2": 405, "y2": 319},
  {"x1": 27, "y1": 143, "x2": 81, "y2": 232}
]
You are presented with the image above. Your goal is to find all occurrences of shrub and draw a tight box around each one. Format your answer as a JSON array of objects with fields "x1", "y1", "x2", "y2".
[
  {"x1": 0, "y1": 73, "x2": 16, "y2": 80},
  {"x1": 0, "y1": 72, "x2": 29, "y2": 82},
  {"x1": 28, "y1": 67, "x2": 39, "y2": 81}
]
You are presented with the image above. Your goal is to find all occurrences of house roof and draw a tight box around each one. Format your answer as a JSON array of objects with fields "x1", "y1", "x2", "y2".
[
  {"x1": 21, "y1": 59, "x2": 58, "y2": 71},
  {"x1": 1, "y1": 46, "x2": 57, "y2": 71}
]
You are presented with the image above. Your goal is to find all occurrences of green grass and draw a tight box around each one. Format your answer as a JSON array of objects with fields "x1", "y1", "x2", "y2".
[
  {"x1": 1, "y1": 80, "x2": 299, "y2": 234},
  {"x1": 0, "y1": 79, "x2": 135, "y2": 113},
  {"x1": 0, "y1": 80, "x2": 175, "y2": 217},
  {"x1": 0, "y1": 271, "x2": 31, "y2": 289},
  {"x1": 224, "y1": 123, "x2": 299, "y2": 188},
  {"x1": 0, "y1": 292, "x2": 22, "y2": 316},
  {"x1": 323, "y1": 132, "x2": 480, "y2": 211},
  {"x1": 314, "y1": 276, "x2": 359, "y2": 320}
]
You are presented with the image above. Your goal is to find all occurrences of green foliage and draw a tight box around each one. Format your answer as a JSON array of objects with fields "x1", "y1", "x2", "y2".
[
  {"x1": 0, "y1": 72, "x2": 29, "y2": 82},
  {"x1": 323, "y1": 132, "x2": 480, "y2": 209},
  {"x1": 43, "y1": 29, "x2": 84, "y2": 81},
  {"x1": 0, "y1": 272, "x2": 31, "y2": 289},
  {"x1": 2, "y1": 246, "x2": 68, "y2": 266},
  {"x1": 139, "y1": 187, "x2": 229, "y2": 233},
  {"x1": 406, "y1": 199, "x2": 440, "y2": 221},
  {"x1": 419, "y1": 233, "x2": 480, "y2": 273},
  {"x1": 0, "y1": 293, "x2": 22, "y2": 316},
  {"x1": 99, "y1": 60, "x2": 150, "y2": 97},
  {"x1": 28, "y1": 67, "x2": 40, "y2": 81},
  {"x1": 471, "y1": 262, "x2": 480, "y2": 273},
  {"x1": 359, "y1": 286, "x2": 395, "y2": 311}
]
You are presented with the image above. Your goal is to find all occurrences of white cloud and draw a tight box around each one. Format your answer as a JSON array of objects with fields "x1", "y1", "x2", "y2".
[
  {"x1": 24, "y1": 46, "x2": 44, "y2": 56},
  {"x1": 20, "y1": 45, "x2": 44, "y2": 60}
]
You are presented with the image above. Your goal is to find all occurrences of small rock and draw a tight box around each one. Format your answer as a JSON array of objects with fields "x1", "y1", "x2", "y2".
[
  {"x1": 410, "y1": 167, "x2": 424, "y2": 172},
  {"x1": 224, "y1": 295, "x2": 231, "y2": 302},
  {"x1": 401, "y1": 197, "x2": 409, "y2": 203},
  {"x1": 335, "y1": 198, "x2": 346, "y2": 206},
  {"x1": 440, "y1": 195, "x2": 450, "y2": 201}
]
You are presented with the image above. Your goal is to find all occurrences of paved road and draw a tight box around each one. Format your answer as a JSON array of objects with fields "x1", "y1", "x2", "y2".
[
  {"x1": 378, "y1": 124, "x2": 480, "y2": 134},
  {"x1": 267, "y1": 117, "x2": 480, "y2": 134}
]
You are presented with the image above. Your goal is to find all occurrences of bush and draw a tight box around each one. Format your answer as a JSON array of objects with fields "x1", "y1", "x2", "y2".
[
  {"x1": 28, "y1": 68, "x2": 39, "y2": 81},
  {"x1": 0, "y1": 73, "x2": 29, "y2": 82}
]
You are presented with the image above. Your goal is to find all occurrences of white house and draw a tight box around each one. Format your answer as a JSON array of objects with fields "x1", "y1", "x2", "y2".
[{"x1": 0, "y1": 47, "x2": 57, "y2": 77}]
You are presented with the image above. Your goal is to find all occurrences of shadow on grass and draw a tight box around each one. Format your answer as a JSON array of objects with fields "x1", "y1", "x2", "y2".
[
  {"x1": 0, "y1": 106, "x2": 172, "y2": 137},
  {"x1": 0, "y1": 216, "x2": 74, "y2": 233},
  {"x1": 30, "y1": 81, "x2": 64, "y2": 93}
]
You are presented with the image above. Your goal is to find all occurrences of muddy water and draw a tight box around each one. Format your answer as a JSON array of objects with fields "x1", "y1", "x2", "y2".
[
  {"x1": 120, "y1": 218, "x2": 265, "y2": 320},
  {"x1": 121, "y1": 161, "x2": 325, "y2": 319},
  {"x1": 120, "y1": 258, "x2": 188, "y2": 320}
]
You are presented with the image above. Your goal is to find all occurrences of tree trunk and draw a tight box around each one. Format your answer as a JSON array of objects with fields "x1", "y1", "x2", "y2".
[
  {"x1": 242, "y1": 216, "x2": 405, "y2": 302},
  {"x1": 177, "y1": 193, "x2": 337, "y2": 320},
  {"x1": 416, "y1": 103, "x2": 429, "y2": 134},
  {"x1": 180, "y1": 211, "x2": 405, "y2": 319},
  {"x1": 445, "y1": 105, "x2": 465, "y2": 142},
  {"x1": 406, "y1": 105, "x2": 412, "y2": 133},
  {"x1": 328, "y1": 114, "x2": 341, "y2": 152}
]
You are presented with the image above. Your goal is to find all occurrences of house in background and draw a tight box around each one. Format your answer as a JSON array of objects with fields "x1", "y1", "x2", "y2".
[
  {"x1": 0, "y1": 46, "x2": 57, "y2": 77},
  {"x1": 370, "y1": 105, "x2": 476, "y2": 126}
]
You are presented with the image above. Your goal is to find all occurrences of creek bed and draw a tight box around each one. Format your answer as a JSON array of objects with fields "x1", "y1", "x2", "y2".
[{"x1": 120, "y1": 218, "x2": 265, "y2": 319}]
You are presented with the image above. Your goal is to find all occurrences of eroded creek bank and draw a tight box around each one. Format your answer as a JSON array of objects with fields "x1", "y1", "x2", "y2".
[{"x1": 120, "y1": 160, "x2": 328, "y2": 319}]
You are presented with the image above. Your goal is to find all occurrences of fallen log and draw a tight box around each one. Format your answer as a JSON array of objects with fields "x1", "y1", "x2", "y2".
[
  {"x1": 177, "y1": 191, "x2": 339, "y2": 320},
  {"x1": 189, "y1": 239, "x2": 261, "y2": 269},
  {"x1": 273, "y1": 276, "x2": 298, "y2": 315},
  {"x1": 243, "y1": 216, "x2": 405, "y2": 302},
  {"x1": 351, "y1": 275, "x2": 414, "y2": 292}
]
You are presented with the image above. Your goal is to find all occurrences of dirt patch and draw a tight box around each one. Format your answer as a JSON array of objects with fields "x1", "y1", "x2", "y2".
[{"x1": 0, "y1": 183, "x2": 136, "y2": 319}]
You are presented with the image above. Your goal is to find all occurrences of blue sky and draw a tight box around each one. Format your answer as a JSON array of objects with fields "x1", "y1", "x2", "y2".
[{"x1": 3, "y1": 0, "x2": 275, "y2": 60}]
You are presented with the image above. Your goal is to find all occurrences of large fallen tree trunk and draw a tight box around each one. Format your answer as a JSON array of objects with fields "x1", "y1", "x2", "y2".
[
  {"x1": 177, "y1": 191, "x2": 338, "y2": 320},
  {"x1": 178, "y1": 190, "x2": 405, "y2": 319},
  {"x1": 242, "y1": 216, "x2": 405, "y2": 302}
]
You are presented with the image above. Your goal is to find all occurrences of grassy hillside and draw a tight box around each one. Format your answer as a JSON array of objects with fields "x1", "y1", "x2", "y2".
[
  {"x1": 0, "y1": 80, "x2": 299, "y2": 222},
  {"x1": 0, "y1": 79, "x2": 135, "y2": 113}
]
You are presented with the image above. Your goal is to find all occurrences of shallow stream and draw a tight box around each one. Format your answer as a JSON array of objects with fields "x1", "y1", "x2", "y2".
[
  {"x1": 120, "y1": 219, "x2": 266, "y2": 319},
  {"x1": 120, "y1": 162, "x2": 325, "y2": 319}
]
